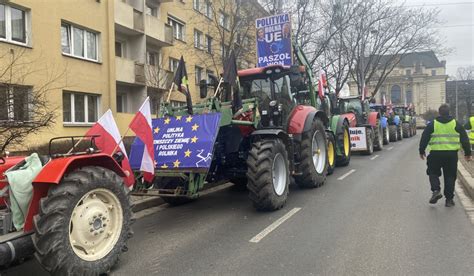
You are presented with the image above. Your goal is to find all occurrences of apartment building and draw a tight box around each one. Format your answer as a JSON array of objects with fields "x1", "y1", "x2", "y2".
[
  {"x1": 0, "y1": 0, "x2": 115, "y2": 149},
  {"x1": 0, "y1": 0, "x2": 265, "y2": 150}
]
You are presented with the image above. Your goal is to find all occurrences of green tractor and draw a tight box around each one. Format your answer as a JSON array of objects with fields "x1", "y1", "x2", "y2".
[{"x1": 393, "y1": 105, "x2": 415, "y2": 138}]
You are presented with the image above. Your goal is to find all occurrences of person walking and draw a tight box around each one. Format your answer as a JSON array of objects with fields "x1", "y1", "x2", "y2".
[
  {"x1": 464, "y1": 114, "x2": 474, "y2": 150},
  {"x1": 419, "y1": 104, "x2": 472, "y2": 207}
]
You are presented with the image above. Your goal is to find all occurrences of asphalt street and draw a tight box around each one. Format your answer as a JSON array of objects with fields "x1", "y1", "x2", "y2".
[{"x1": 3, "y1": 133, "x2": 474, "y2": 275}]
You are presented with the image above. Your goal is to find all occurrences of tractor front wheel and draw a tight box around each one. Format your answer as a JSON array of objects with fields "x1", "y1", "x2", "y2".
[
  {"x1": 388, "y1": 125, "x2": 397, "y2": 142},
  {"x1": 33, "y1": 166, "x2": 132, "y2": 276},
  {"x1": 247, "y1": 138, "x2": 290, "y2": 211},
  {"x1": 397, "y1": 125, "x2": 403, "y2": 141},
  {"x1": 336, "y1": 122, "x2": 351, "y2": 167},
  {"x1": 383, "y1": 127, "x2": 389, "y2": 145},
  {"x1": 327, "y1": 133, "x2": 336, "y2": 175},
  {"x1": 402, "y1": 123, "x2": 410, "y2": 138},
  {"x1": 373, "y1": 121, "x2": 383, "y2": 151},
  {"x1": 363, "y1": 128, "x2": 374, "y2": 155},
  {"x1": 295, "y1": 119, "x2": 328, "y2": 188}
]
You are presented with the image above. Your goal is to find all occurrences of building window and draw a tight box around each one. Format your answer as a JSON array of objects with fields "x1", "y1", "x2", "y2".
[
  {"x1": 145, "y1": 4, "x2": 158, "y2": 17},
  {"x1": 0, "y1": 4, "x2": 28, "y2": 44},
  {"x1": 206, "y1": 70, "x2": 214, "y2": 82},
  {"x1": 390, "y1": 85, "x2": 401, "y2": 104},
  {"x1": 405, "y1": 69, "x2": 411, "y2": 76},
  {"x1": 169, "y1": 58, "x2": 180, "y2": 72},
  {"x1": 221, "y1": 43, "x2": 229, "y2": 58},
  {"x1": 193, "y1": 0, "x2": 200, "y2": 11},
  {"x1": 0, "y1": 85, "x2": 30, "y2": 122},
  {"x1": 431, "y1": 70, "x2": 436, "y2": 76},
  {"x1": 194, "y1": 29, "x2": 203, "y2": 49},
  {"x1": 63, "y1": 91, "x2": 100, "y2": 123},
  {"x1": 219, "y1": 11, "x2": 230, "y2": 30},
  {"x1": 195, "y1": 66, "x2": 203, "y2": 84},
  {"x1": 206, "y1": 35, "x2": 212, "y2": 54},
  {"x1": 116, "y1": 93, "x2": 128, "y2": 113},
  {"x1": 115, "y1": 41, "x2": 124, "y2": 57},
  {"x1": 406, "y1": 90, "x2": 413, "y2": 104},
  {"x1": 61, "y1": 23, "x2": 99, "y2": 61},
  {"x1": 168, "y1": 17, "x2": 185, "y2": 41},
  {"x1": 147, "y1": 51, "x2": 158, "y2": 66},
  {"x1": 204, "y1": 1, "x2": 212, "y2": 18}
]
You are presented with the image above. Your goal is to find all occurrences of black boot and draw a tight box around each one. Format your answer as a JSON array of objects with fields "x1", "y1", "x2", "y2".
[
  {"x1": 445, "y1": 198, "x2": 455, "y2": 207},
  {"x1": 429, "y1": 190, "x2": 442, "y2": 204}
]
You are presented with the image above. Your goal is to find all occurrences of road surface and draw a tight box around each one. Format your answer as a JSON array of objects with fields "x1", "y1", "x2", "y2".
[{"x1": 3, "y1": 134, "x2": 474, "y2": 275}]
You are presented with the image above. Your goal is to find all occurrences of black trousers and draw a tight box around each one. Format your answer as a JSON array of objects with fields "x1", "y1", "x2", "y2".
[{"x1": 426, "y1": 151, "x2": 458, "y2": 199}]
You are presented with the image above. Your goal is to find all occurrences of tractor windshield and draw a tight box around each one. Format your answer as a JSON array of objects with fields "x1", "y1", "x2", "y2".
[
  {"x1": 339, "y1": 99, "x2": 362, "y2": 115},
  {"x1": 394, "y1": 108, "x2": 406, "y2": 116}
]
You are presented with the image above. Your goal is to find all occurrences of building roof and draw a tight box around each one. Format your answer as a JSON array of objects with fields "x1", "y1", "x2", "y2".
[{"x1": 375, "y1": 51, "x2": 444, "y2": 69}]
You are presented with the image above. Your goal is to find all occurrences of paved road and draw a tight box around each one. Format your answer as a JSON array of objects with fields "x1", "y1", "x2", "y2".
[{"x1": 3, "y1": 134, "x2": 474, "y2": 275}]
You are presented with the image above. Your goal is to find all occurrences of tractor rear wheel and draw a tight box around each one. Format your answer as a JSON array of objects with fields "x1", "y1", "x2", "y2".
[
  {"x1": 388, "y1": 125, "x2": 397, "y2": 142},
  {"x1": 383, "y1": 127, "x2": 389, "y2": 145},
  {"x1": 373, "y1": 121, "x2": 383, "y2": 151},
  {"x1": 402, "y1": 123, "x2": 410, "y2": 138},
  {"x1": 363, "y1": 128, "x2": 374, "y2": 155},
  {"x1": 327, "y1": 133, "x2": 336, "y2": 175},
  {"x1": 336, "y1": 122, "x2": 351, "y2": 167},
  {"x1": 33, "y1": 166, "x2": 132, "y2": 276},
  {"x1": 154, "y1": 177, "x2": 195, "y2": 206},
  {"x1": 246, "y1": 138, "x2": 290, "y2": 211},
  {"x1": 295, "y1": 119, "x2": 328, "y2": 188}
]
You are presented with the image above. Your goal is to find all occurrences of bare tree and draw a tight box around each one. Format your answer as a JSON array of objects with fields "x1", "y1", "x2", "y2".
[
  {"x1": 456, "y1": 66, "x2": 474, "y2": 81},
  {"x1": 0, "y1": 48, "x2": 67, "y2": 153},
  {"x1": 349, "y1": 0, "x2": 442, "y2": 98}
]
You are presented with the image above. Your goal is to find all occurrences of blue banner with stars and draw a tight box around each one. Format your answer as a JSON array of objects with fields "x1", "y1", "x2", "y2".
[{"x1": 130, "y1": 113, "x2": 221, "y2": 170}]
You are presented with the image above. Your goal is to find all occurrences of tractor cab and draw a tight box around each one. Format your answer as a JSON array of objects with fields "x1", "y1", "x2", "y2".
[
  {"x1": 239, "y1": 65, "x2": 299, "y2": 129},
  {"x1": 338, "y1": 96, "x2": 369, "y2": 124}
]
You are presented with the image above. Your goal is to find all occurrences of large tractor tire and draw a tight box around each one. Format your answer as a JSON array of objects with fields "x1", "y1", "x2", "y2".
[
  {"x1": 327, "y1": 133, "x2": 336, "y2": 175},
  {"x1": 247, "y1": 138, "x2": 290, "y2": 211},
  {"x1": 382, "y1": 127, "x2": 389, "y2": 145},
  {"x1": 33, "y1": 166, "x2": 132, "y2": 276},
  {"x1": 154, "y1": 177, "x2": 195, "y2": 206},
  {"x1": 373, "y1": 121, "x2": 383, "y2": 151},
  {"x1": 363, "y1": 128, "x2": 374, "y2": 155},
  {"x1": 388, "y1": 125, "x2": 397, "y2": 142},
  {"x1": 336, "y1": 121, "x2": 351, "y2": 167},
  {"x1": 402, "y1": 123, "x2": 410, "y2": 138},
  {"x1": 397, "y1": 125, "x2": 403, "y2": 141},
  {"x1": 295, "y1": 119, "x2": 328, "y2": 188}
]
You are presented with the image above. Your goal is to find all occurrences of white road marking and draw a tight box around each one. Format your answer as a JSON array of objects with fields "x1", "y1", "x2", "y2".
[
  {"x1": 387, "y1": 146, "x2": 394, "y2": 151},
  {"x1": 337, "y1": 169, "x2": 356, "y2": 180},
  {"x1": 249, "y1": 207, "x2": 302, "y2": 243},
  {"x1": 370, "y1": 155, "x2": 379, "y2": 160}
]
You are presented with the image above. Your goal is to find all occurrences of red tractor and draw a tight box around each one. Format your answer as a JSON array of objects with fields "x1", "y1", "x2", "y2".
[
  {"x1": 0, "y1": 136, "x2": 133, "y2": 275},
  {"x1": 337, "y1": 96, "x2": 383, "y2": 155}
]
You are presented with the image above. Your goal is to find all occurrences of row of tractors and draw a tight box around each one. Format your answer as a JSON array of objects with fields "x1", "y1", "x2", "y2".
[{"x1": 0, "y1": 44, "x2": 416, "y2": 275}]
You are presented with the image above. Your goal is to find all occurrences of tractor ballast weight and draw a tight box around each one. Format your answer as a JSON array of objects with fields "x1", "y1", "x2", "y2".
[{"x1": 0, "y1": 136, "x2": 133, "y2": 274}]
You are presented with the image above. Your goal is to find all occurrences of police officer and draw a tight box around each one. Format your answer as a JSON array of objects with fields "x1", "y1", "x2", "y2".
[
  {"x1": 464, "y1": 114, "x2": 474, "y2": 150},
  {"x1": 419, "y1": 104, "x2": 472, "y2": 207}
]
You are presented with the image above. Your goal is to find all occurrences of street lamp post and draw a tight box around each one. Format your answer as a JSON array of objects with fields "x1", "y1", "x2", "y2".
[{"x1": 455, "y1": 81, "x2": 458, "y2": 120}]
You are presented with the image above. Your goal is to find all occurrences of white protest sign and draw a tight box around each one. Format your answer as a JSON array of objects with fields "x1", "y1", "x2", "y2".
[{"x1": 349, "y1": 127, "x2": 368, "y2": 151}]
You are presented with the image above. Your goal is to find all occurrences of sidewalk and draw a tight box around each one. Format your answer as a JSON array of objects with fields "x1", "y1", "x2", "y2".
[{"x1": 458, "y1": 152, "x2": 474, "y2": 199}]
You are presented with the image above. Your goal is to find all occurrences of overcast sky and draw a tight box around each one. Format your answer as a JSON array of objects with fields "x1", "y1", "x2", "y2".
[{"x1": 401, "y1": 0, "x2": 474, "y2": 77}]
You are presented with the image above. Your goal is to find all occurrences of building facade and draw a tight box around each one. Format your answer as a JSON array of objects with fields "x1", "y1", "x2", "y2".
[
  {"x1": 0, "y1": 0, "x2": 265, "y2": 151},
  {"x1": 446, "y1": 80, "x2": 474, "y2": 123},
  {"x1": 349, "y1": 51, "x2": 448, "y2": 115}
]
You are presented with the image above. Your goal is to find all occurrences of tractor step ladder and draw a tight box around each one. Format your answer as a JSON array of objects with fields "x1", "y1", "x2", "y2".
[{"x1": 0, "y1": 208, "x2": 12, "y2": 235}]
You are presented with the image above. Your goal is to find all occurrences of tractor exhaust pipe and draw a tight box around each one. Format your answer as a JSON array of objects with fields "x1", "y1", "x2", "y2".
[{"x1": 0, "y1": 234, "x2": 35, "y2": 266}]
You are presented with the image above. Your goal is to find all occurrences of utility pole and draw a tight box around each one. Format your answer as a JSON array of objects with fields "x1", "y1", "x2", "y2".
[{"x1": 455, "y1": 80, "x2": 458, "y2": 120}]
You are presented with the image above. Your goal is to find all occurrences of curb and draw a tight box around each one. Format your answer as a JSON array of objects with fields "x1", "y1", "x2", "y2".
[
  {"x1": 131, "y1": 195, "x2": 164, "y2": 213},
  {"x1": 457, "y1": 161, "x2": 474, "y2": 199}
]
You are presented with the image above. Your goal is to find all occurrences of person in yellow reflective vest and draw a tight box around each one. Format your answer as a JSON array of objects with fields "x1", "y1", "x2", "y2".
[
  {"x1": 464, "y1": 115, "x2": 474, "y2": 150},
  {"x1": 419, "y1": 104, "x2": 472, "y2": 207}
]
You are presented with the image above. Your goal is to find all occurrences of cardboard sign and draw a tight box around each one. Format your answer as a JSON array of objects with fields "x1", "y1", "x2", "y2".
[
  {"x1": 255, "y1": 13, "x2": 292, "y2": 67},
  {"x1": 130, "y1": 113, "x2": 221, "y2": 170},
  {"x1": 349, "y1": 127, "x2": 367, "y2": 151}
]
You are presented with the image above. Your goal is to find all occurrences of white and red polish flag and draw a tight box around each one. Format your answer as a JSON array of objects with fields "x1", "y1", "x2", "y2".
[
  {"x1": 382, "y1": 94, "x2": 386, "y2": 105},
  {"x1": 318, "y1": 69, "x2": 327, "y2": 99},
  {"x1": 129, "y1": 97, "x2": 155, "y2": 182},
  {"x1": 86, "y1": 109, "x2": 135, "y2": 187}
]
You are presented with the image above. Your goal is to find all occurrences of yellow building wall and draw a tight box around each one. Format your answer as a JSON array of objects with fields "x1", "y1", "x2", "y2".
[{"x1": 0, "y1": 0, "x2": 115, "y2": 151}]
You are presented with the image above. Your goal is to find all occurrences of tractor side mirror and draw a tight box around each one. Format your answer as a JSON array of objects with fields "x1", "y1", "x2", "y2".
[{"x1": 199, "y1": 79, "x2": 208, "y2": 99}]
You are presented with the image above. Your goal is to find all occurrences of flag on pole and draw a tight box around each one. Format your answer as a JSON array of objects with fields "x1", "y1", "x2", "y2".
[
  {"x1": 318, "y1": 69, "x2": 327, "y2": 99},
  {"x1": 86, "y1": 109, "x2": 135, "y2": 187},
  {"x1": 173, "y1": 56, "x2": 189, "y2": 94},
  {"x1": 382, "y1": 94, "x2": 386, "y2": 106},
  {"x1": 129, "y1": 97, "x2": 155, "y2": 182},
  {"x1": 223, "y1": 50, "x2": 242, "y2": 111}
]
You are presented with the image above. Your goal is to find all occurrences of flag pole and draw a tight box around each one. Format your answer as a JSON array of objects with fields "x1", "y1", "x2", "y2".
[
  {"x1": 166, "y1": 82, "x2": 175, "y2": 103},
  {"x1": 213, "y1": 77, "x2": 224, "y2": 98},
  {"x1": 112, "y1": 127, "x2": 131, "y2": 154}
]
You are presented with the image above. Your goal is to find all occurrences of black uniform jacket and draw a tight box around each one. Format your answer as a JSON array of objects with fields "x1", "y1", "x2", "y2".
[{"x1": 419, "y1": 116, "x2": 471, "y2": 156}]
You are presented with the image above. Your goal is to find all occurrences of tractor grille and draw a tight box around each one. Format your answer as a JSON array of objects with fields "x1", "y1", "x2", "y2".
[{"x1": 0, "y1": 209, "x2": 12, "y2": 235}]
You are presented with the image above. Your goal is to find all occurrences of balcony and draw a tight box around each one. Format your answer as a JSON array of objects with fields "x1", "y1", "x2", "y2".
[
  {"x1": 116, "y1": 57, "x2": 146, "y2": 85},
  {"x1": 145, "y1": 65, "x2": 173, "y2": 90},
  {"x1": 115, "y1": 0, "x2": 143, "y2": 34},
  {"x1": 145, "y1": 15, "x2": 173, "y2": 46}
]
